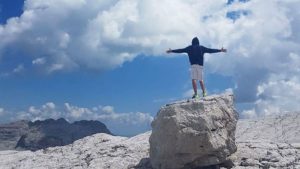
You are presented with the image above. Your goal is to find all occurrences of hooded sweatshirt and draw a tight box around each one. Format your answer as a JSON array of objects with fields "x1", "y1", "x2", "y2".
[{"x1": 171, "y1": 37, "x2": 221, "y2": 66}]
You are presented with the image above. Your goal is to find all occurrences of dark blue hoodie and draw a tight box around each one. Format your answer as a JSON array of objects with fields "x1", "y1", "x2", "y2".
[{"x1": 171, "y1": 37, "x2": 221, "y2": 66}]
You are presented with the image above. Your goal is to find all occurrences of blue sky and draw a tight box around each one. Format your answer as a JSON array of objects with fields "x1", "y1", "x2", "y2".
[{"x1": 0, "y1": 0, "x2": 300, "y2": 136}]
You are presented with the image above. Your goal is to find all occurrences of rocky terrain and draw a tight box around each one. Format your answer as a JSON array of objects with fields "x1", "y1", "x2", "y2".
[
  {"x1": 0, "y1": 118, "x2": 111, "y2": 151},
  {"x1": 0, "y1": 132, "x2": 151, "y2": 169},
  {"x1": 236, "y1": 113, "x2": 300, "y2": 143},
  {"x1": 234, "y1": 113, "x2": 300, "y2": 168},
  {"x1": 0, "y1": 93, "x2": 299, "y2": 169}
]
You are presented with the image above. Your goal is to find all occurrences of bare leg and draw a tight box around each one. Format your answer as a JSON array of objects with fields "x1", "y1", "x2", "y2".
[
  {"x1": 200, "y1": 80, "x2": 206, "y2": 95},
  {"x1": 192, "y1": 79, "x2": 197, "y2": 95}
]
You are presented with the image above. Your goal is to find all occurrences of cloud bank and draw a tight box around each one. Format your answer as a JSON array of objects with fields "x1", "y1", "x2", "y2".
[
  {"x1": 6, "y1": 102, "x2": 153, "y2": 136},
  {"x1": 1, "y1": 0, "x2": 300, "y2": 117}
]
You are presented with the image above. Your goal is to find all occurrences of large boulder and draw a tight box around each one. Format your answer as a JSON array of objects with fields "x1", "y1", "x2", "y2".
[{"x1": 149, "y1": 93, "x2": 238, "y2": 169}]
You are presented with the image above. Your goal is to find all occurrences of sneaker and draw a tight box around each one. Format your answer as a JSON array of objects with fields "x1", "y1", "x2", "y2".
[
  {"x1": 203, "y1": 92, "x2": 207, "y2": 97},
  {"x1": 192, "y1": 94, "x2": 199, "y2": 99}
]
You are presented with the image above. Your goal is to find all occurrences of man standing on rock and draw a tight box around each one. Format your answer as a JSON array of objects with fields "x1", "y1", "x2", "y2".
[{"x1": 166, "y1": 37, "x2": 227, "y2": 99}]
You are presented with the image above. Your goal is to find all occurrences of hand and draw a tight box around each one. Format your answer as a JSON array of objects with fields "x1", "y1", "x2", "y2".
[
  {"x1": 166, "y1": 48, "x2": 172, "y2": 54},
  {"x1": 221, "y1": 47, "x2": 227, "y2": 52}
]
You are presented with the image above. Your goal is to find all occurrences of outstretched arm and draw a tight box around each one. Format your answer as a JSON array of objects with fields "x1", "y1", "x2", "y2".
[
  {"x1": 203, "y1": 46, "x2": 227, "y2": 53},
  {"x1": 166, "y1": 47, "x2": 188, "y2": 54}
]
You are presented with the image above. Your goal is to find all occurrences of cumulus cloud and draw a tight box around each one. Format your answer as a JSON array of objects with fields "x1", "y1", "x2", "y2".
[
  {"x1": 0, "y1": 0, "x2": 300, "y2": 117},
  {"x1": 204, "y1": 0, "x2": 300, "y2": 117},
  {"x1": 241, "y1": 74, "x2": 300, "y2": 118},
  {"x1": 0, "y1": 0, "x2": 228, "y2": 73},
  {"x1": 12, "y1": 102, "x2": 153, "y2": 136},
  {"x1": 17, "y1": 102, "x2": 62, "y2": 121}
]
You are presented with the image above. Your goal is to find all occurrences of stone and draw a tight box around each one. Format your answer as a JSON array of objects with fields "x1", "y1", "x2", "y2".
[{"x1": 149, "y1": 93, "x2": 238, "y2": 169}]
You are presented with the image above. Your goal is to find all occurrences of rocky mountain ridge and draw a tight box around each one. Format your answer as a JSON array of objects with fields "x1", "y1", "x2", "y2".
[{"x1": 0, "y1": 118, "x2": 111, "y2": 151}]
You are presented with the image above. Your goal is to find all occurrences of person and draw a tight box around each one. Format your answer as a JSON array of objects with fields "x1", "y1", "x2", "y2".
[{"x1": 166, "y1": 37, "x2": 227, "y2": 99}]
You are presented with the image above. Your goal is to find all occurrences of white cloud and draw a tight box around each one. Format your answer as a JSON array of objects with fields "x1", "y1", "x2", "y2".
[
  {"x1": 0, "y1": 0, "x2": 299, "y2": 117},
  {"x1": 17, "y1": 102, "x2": 62, "y2": 121},
  {"x1": 0, "y1": 64, "x2": 25, "y2": 77},
  {"x1": 13, "y1": 102, "x2": 153, "y2": 136},
  {"x1": 101, "y1": 106, "x2": 115, "y2": 114},
  {"x1": 242, "y1": 76, "x2": 300, "y2": 118},
  {"x1": 64, "y1": 103, "x2": 93, "y2": 119},
  {"x1": 0, "y1": 0, "x2": 229, "y2": 73},
  {"x1": 0, "y1": 108, "x2": 4, "y2": 116},
  {"x1": 32, "y1": 57, "x2": 46, "y2": 65},
  {"x1": 12, "y1": 64, "x2": 24, "y2": 73}
]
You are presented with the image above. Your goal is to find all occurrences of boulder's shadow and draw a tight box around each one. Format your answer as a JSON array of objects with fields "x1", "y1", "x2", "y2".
[
  {"x1": 131, "y1": 158, "x2": 153, "y2": 169},
  {"x1": 131, "y1": 158, "x2": 232, "y2": 169}
]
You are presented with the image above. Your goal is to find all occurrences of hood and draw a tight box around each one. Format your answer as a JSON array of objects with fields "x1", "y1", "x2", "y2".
[{"x1": 192, "y1": 37, "x2": 200, "y2": 46}]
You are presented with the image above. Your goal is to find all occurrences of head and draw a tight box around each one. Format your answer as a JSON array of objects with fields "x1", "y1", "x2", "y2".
[{"x1": 192, "y1": 37, "x2": 200, "y2": 46}]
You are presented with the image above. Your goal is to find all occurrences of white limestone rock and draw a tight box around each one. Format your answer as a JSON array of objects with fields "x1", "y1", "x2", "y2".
[
  {"x1": 0, "y1": 132, "x2": 151, "y2": 169},
  {"x1": 233, "y1": 112, "x2": 300, "y2": 169},
  {"x1": 236, "y1": 113, "x2": 300, "y2": 143}
]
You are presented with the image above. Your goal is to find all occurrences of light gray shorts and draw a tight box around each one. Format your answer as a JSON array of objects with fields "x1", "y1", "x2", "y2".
[{"x1": 190, "y1": 64, "x2": 203, "y2": 80}]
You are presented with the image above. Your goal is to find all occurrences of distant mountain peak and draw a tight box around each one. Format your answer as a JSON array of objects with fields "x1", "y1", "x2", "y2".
[{"x1": 0, "y1": 118, "x2": 112, "y2": 151}]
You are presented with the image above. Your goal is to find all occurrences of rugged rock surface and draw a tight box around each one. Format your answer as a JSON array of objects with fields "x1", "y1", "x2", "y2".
[
  {"x1": 0, "y1": 118, "x2": 111, "y2": 151},
  {"x1": 233, "y1": 141, "x2": 300, "y2": 169},
  {"x1": 236, "y1": 113, "x2": 300, "y2": 143},
  {"x1": 0, "y1": 128, "x2": 299, "y2": 169},
  {"x1": 233, "y1": 113, "x2": 300, "y2": 169},
  {"x1": 0, "y1": 132, "x2": 151, "y2": 169},
  {"x1": 150, "y1": 93, "x2": 238, "y2": 169}
]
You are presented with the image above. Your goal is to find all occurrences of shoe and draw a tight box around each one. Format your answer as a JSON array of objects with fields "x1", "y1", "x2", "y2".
[
  {"x1": 192, "y1": 94, "x2": 199, "y2": 99},
  {"x1": 203, "y1": 92, "x2": 207, "y2": 97}
]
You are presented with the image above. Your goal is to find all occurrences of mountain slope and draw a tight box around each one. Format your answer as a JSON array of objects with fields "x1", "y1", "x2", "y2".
[{"x1": 0, "y1": 118, "x2": 112, "y2": 151}]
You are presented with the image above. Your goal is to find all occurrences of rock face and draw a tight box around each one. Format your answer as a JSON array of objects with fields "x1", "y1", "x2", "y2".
[
  {"x1": 149, "y1": 93, "x2": 238, "y2": 169},
  {"x1": 0, "y1": 120, "x2": 29, "y2": 150},
  {"x1": 0, "y1": 118, "x2": 111, "y2": 151}
]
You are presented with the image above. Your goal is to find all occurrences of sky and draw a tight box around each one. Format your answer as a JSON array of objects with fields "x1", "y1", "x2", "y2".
[{"x1": 0, "y1": 0, "x2": 300, "y2": 136}]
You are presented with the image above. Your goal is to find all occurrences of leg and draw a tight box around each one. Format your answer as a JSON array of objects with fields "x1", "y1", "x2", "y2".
[
  {"x1": 192, "y1": 79, "x2": 197, "y2": 95},
  {"x1": 200, "y1": 80, "x2": 206, "y2": 96}
]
